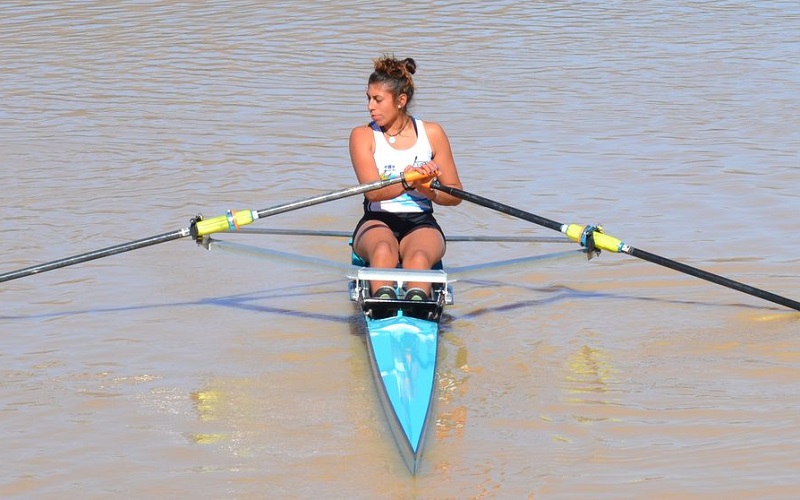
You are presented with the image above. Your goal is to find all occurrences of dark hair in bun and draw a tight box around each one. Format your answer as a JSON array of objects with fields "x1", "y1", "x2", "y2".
[{"x1": 369, "y1": 55, "x2": 416, "y2": 108}]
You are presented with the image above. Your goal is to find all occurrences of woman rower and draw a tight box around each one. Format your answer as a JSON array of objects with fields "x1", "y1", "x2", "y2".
[{"x1": 350, "y1": 55, "x2": 463, "y2": 300}]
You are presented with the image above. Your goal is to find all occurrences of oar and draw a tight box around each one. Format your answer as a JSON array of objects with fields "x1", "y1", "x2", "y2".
[
  {"x1": 0, "y1": 171, "x2": 429, "y2": 283},
  {"x1": 431, "y1": 179, "x2": 800, "y2": 311}
]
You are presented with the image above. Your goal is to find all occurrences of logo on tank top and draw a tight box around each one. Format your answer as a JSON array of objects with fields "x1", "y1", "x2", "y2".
[{"x1": 380, "y1": 164, "x2": 398, "y2": 180}]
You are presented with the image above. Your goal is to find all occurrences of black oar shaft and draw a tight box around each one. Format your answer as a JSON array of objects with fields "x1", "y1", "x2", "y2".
[
  {"x1": 433, "y1": 180, "x2": 562, "y2": 232},
  {"x1": 433, "y1": 180, "x2": 800, "y2": 312},
  {"x1": 0, "y1": 229, "x2": 189, "y2": 283},
  {"x1": 628, "y1": 247, "x2": 800, "y2": 311}
]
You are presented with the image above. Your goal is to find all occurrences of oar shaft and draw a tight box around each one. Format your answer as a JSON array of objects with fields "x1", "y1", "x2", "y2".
[
  {"x1": 193, "y1": 172, "x2": 426, "y2": 238},
  {"x1": 433, "y1": 180, "x2": 800, "y2": 311},
  {"x1": 0, "y1": 229, "x2": 189, "y2": 283},
  {"x1": 256, "y1": 176, "x2": 405, "y2": 219},
  {"x1": 628, "y1": 247, "x2": 800, "y2": 311},
  {"x1": 432, "y1": 180, "x2": 563, "y2": 232}
]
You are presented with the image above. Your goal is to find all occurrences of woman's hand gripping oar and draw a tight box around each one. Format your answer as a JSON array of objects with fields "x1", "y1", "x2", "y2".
[
  {"x1": 0, "y1": 171, "x2": 434, "y2": 283},
  {"x1": 430, "y1": 179, "x2": 800, "y2": 312}
]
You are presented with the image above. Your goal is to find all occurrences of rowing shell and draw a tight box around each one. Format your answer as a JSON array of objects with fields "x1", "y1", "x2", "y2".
[{"x1": 349, "y1": 267, "x2": 453, "y2": 474}]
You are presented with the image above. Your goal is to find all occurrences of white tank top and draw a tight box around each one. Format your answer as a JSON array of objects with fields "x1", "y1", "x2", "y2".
[{"x1": 366, "y1": 117, "x2": 434, "y2": 213}]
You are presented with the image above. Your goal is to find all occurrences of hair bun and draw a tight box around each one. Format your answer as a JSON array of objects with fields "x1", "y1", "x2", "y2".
[{"x1": 402, "y1": 57, "x2": 417, "y2": 75}]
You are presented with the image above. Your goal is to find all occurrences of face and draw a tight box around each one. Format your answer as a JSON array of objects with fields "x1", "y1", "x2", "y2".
[{"x1": 366, "y1": 83, "x2": 405, "y2": 127}]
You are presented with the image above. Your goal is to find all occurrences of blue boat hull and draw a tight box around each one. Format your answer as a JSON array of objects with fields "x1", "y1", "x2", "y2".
[
  {"x1": 363, "y1": 311, "x2": 439, "y2": 473},
  {"x1": 349, "y1": 267, "x2": 450, "y2": 473}
]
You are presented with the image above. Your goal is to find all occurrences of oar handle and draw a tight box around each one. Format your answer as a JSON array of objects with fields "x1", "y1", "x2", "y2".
[{"x1": 403, "y1": 170, "x2": 430, "y2": 184}]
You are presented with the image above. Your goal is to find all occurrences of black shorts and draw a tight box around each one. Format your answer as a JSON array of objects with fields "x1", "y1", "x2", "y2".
[{"x1": 352, "y1": 211, "x2": 445, "y2": 243}]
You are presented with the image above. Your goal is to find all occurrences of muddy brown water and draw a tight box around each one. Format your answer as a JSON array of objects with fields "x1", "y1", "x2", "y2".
[{"x1": 2, "y1": 2, "x2": 798, "y2": 498}]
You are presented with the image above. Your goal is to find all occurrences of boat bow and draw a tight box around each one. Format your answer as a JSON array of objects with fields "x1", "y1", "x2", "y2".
[{"x1": 350, "y1": 267, "x2": 451, "y2": 473}]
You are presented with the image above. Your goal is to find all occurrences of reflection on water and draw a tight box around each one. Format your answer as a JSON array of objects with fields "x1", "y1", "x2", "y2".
[
  {"x1": 2, "y1": 0, "x2": 800, "y2": 497},
  {"x1": 564, "y1": 345, "x2": 616, "y2": 408},
  {"x1": 190, "y1": 389, "x2": 229, "y2": 445},
  {"x1": 435, "y1": 335, "x2": 471, "y2": 442}
]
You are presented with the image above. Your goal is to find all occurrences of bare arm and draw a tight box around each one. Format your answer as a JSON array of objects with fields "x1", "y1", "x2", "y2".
[{"x1": 349, "y1": 125, "x2": 407, "y2": 202}]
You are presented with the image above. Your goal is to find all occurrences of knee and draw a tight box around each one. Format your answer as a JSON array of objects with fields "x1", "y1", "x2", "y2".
[
  {"x1": 370, "y1": 241, "x2": 398, "y2": 267},
  {"x1": 403, "y1": 249, "x2": 434, "y2": 270}
]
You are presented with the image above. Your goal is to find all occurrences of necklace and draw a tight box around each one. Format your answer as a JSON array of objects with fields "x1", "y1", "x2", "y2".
[{"x1": 384, "y1": 117, "x2": 408, "y2": 144}]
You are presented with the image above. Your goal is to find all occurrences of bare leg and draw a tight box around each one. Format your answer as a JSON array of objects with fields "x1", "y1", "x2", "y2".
[
  {"x1": 353, "y1": 220, "x2": 399, "y2": 294},
  {"x1": 399, "y1": 227, "x2": 445, "y2": 296}
]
